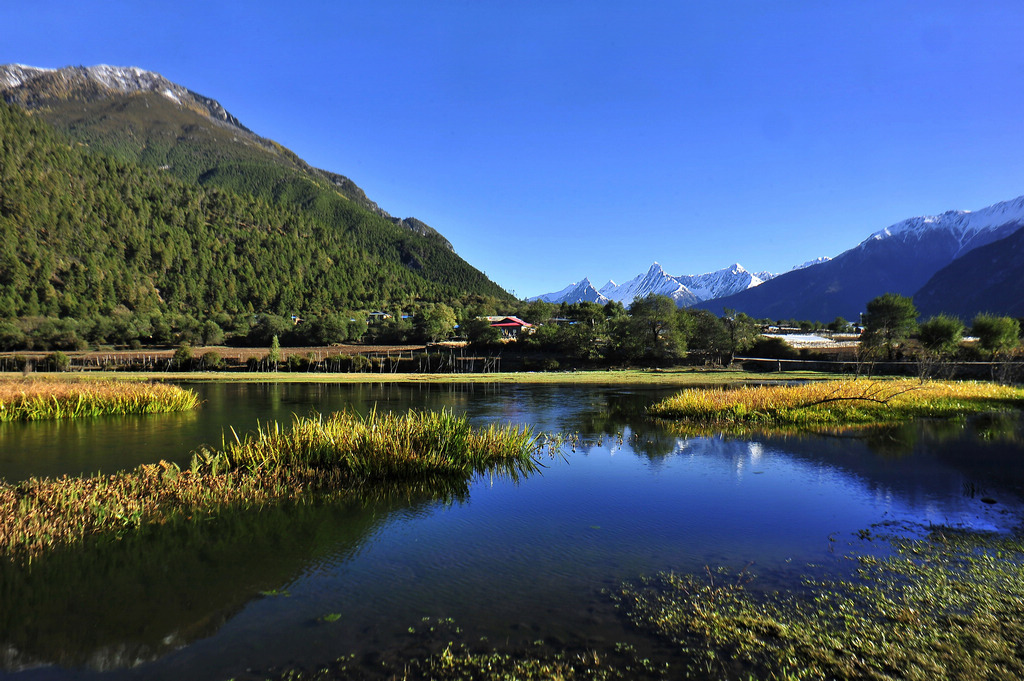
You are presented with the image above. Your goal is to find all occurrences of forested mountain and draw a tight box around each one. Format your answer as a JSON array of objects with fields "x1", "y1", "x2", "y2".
[
  {"x1": 0, "y1": 101, "x2": 505, "y2": 336},
  {"x1": 0, "y1": 64, "x2": 509, "y2": 320}
]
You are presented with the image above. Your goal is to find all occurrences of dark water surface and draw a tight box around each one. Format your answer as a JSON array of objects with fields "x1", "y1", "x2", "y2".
[{"x1": 2, "y1": 382, "x2": 1023, "y2": 680}]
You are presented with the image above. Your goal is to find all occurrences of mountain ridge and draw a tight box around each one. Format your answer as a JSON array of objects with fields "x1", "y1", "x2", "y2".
[
  {"x1": 699, "y1": 194, "x2": 1024, "y2": 321},
  {"x1": 0, "y1": 63, "x2": 455, "y2": 250},
  {"x1": 531, "y1": 262, "x2": 769, "y2": 307}
]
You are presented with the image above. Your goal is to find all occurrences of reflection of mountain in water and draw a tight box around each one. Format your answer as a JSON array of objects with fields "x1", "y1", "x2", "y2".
[
  {"x1": 0, "y1": 480, "x2": 468, "y2": 672},
  {"x1": 657, "y1": 414, "x2": 1024, "y2": 524}
]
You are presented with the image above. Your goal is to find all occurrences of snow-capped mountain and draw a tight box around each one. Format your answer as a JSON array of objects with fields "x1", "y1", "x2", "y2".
[
  {"x1": 600, "y1": 263, "x2": 699, "y2": 307},
  {"x1": 531, "y1": 278, "x2": 609, "y2": 304},
  {"x1": 790, "y1": 256, "x2": 831, "y2": 271},
  {"x1": 531, "y1": 262, "x2": 769, "y2": 307},
  {"x1": 0, "y1": 64, "x2": 249, "y2": 131},
  {"x1": 858, "y1": 195, "x2": 1024, "y2": 259},
  {"x1": 675, "y1": 263, "x2": 771, "y2": 301},
  {"x1": 700, "y1": 194, "x2": 1024, "y2": 321}
]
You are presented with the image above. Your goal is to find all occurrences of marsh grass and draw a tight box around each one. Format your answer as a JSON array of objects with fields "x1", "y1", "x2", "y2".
[
  {"x1": 648, "y1": 379, "x2": 1024, "y2": 432},
  {"x1": 613, "y1": 526, "x2": 1024, "y2": 680},
  {"x1": 207, "y1": 409, "x2": 541, "y2": 482},
  {"x1": 0, "y1": 379, "x2": 199, "y2": 421},
  {"x1": 0, "y1": 409, "x2": 541, "y2": 561}
]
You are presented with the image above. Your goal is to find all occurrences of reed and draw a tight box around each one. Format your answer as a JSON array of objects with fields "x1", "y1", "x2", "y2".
[
  {"x1": 648, "y1": 379, "x2": 1024, "y2": 430},
  {"x1": 0, "y1": 409, "x2": 541, "y2": 561},
  {"x1": 0, "y1": 379, "x2": 200, "y2": 421}
]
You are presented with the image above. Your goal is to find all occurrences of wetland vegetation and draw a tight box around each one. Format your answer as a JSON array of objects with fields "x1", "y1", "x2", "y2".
[
  {"x1": 0, "y1": 377, "x2": 199, "y2": 421},
  {"x1": 613, "y1": 525, "x2": 1024, "y2": 681},
  {"x1": 4, "y1": 382, "x2": 1024, "y2": 680},
  {"x1": 0, "y1": 409, "x2": 541, "y2": 562},
  {"x1": 648, "y1": 379, "x2": 1024, "y2": 432}
]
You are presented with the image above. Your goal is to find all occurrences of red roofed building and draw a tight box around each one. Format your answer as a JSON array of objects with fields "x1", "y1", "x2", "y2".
[{"x1": 481, "y1": 315, "x2": 534, "y2": 339}]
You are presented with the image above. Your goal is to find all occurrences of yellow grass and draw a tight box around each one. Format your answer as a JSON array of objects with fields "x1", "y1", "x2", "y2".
[
  {"x1": 648, "y1": 379, "x2": 1024, "y2": 430},
  {"x1": 0, "y1": 378, "x2": 200, "y2": 421}
]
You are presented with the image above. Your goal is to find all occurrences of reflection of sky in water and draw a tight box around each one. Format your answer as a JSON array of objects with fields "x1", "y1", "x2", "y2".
[{"x1": 2, "y1": 383, "x2": 1024, "y2": 680}]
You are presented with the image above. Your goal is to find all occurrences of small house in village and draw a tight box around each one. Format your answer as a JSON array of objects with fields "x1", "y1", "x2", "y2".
[
  {"x1": 366, "y1": 311, "x2": 393, "y2": 324},
  {"x1": 481, "y1": 315, "x2": 534, "y2": 339}
]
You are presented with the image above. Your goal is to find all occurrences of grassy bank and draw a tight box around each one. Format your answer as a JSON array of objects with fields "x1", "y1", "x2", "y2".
[
  {"x1": 0, "y1": 410, "x2": 541, "y2": 561},
  {"x1": 613, "y1": 526, "x2": 1024, "y2": 681},
  {"x1": 2, "y1": 368, "x2": 844, "y2": 386},
  {"x1": 0, "y1": 378, "x2": 199, "y2": 421},
  {"x1": 648, "y1": 379, "x2": 1024, "y2": 431}
]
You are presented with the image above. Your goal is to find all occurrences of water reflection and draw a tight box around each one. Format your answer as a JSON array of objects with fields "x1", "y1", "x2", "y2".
[
  {"x1": 0, "y1": 479, "x2": 474, "y2": 672},
  {"x1": 1, "y1": 384, "x2": 1023, "y2": 680}
]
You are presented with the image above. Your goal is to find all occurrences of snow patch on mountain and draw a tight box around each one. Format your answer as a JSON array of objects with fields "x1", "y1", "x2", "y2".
[
  {"x1": 790, "y1": 256, "x2": 831, "y2": 271},
  {"x1": 530, "y1": 278, "x2": 609, "y2": 305},
  {"x1": 862, "y1": 195, "x2": 1024, "y2": 259},
  {"x1": 0, "y1": 63, "x2": 250, "y2": 132},
  {"x1": 0, "y1": 64, "x2": 54, "y2": 88}
]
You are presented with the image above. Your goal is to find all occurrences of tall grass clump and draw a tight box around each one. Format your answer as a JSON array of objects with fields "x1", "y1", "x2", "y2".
[
  {"x1": 0, "y1": 409, "x2": 541, "y2": 561},
  {"x1": 202, "y1": 409, "x2": 541, "y2": 482},
  {"x1": 648, "y1": 379, "x2": 1024, "y2": 431},
  {"x1": 0, "y1": 379, "x2": 200, "y2": 421}
]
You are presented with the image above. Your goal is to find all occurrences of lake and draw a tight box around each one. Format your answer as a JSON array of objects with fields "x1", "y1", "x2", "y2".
[{"x1": 2, "y1": 381, "x2": 1023, "y2": 680}]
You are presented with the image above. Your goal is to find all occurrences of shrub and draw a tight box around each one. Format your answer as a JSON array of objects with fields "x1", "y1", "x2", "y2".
[
  {"x1": 173, "y1": 344, "x2": 194, "y2": 371},
  {"x1": 46, "y1": 352, "x2": 71, "y2": 372},
  {"x1": 200, "y1": 351, "x2": 224, "y2": 370}
]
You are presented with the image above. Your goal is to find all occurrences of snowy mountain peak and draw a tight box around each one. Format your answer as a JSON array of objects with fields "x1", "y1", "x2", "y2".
[
  {"x1": 534, "y1": 261, "x2": 771, "y2": 308},
  {"x1": 791, "y1": 256, "x2": 831, "y2": 271},
  {"x1": 528, "y1": 278, "x2": 608, "y2": 305},
  {"x1": 0, "y1": 63, "x2": 250, "y2": 132},
  {"x1": 861, "y1": 194, "x2": 1024, "y2": 258}
]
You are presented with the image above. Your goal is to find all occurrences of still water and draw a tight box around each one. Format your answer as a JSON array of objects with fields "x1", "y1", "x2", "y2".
[{"x1": 2, "y1": 382, "x2": 1023, "y2": 680}]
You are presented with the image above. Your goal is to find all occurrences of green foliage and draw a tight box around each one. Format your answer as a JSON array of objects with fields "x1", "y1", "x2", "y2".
[
  {"x1": 415, "y1": 303, "x2": 457, "y2": 342},
  {"x1": 201, "y1": 320, "x2": 224, "y2": 346},
  {"x1": 972, "y1": 314, "x2": 1021, "y2": 356},
  {"x1": 0, "y1": 101, "x2": 512, "y2": 347},
  {"x1": 827, "y1": 316, "x2": 851, "y2": 332},
  {"x1": 918, "y1": 315, "x2": 964, "y2": 355},
  {"x1": 200, "y1": 351, "x2": 224, "y2": 370},
  {"x1": 172, "y1": 343, "x2": 194, "y2": 370},
  {"x1": 46, "y1": 351, "x2": 71, "y2": 372},
  {"x1": 680, "y1": 309, "x2": 730, "y2": 364},
  {"x1": 861, "y1": 293, "x2": 918, "y2": 360},
  {"x1": 463, "y1": 318, "x2": 502, "y2": 347},
  {"x1": 268, "y1": 335, "x2": 281, "y2": 370},
  {"x1": 609, "y1": 294, "x2": 686, "y2": 364}
]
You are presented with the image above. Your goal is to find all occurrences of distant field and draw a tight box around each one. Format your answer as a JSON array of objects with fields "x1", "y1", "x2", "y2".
[{"x1": 0, "y1": 368, "x2": 845, "y2": 385}]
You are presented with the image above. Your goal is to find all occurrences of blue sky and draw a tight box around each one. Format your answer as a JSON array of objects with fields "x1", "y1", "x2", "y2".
[{"x1": 4, "y1": 1, "x2": 1024, "y2": 298}]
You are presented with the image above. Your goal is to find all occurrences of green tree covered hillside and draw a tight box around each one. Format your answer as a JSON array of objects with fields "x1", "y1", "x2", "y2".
[{"x1": 0, "y1": 102, "x2": 508, "y2": 328}]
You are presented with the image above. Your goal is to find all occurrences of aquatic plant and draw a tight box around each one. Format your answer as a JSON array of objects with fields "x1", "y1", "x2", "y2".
[
  {"x1": 648, "y1": 379, "x2": 1024, "y2": 431},
  {"x1": 0, "y1": 378, "x2": 200, "y2": 421},
  {"x1": 204, "y1": 409, "x2": 541, "y2": 482},
  {"x1": 262, "y1": 618, "x2": 666, "y2": 680},
  {"x1": 613, "y1": 527, "x2": 1024, "y2": 680},
  {"x1": 0, "y1": 410, "x2": 540, "y2": 561}
]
